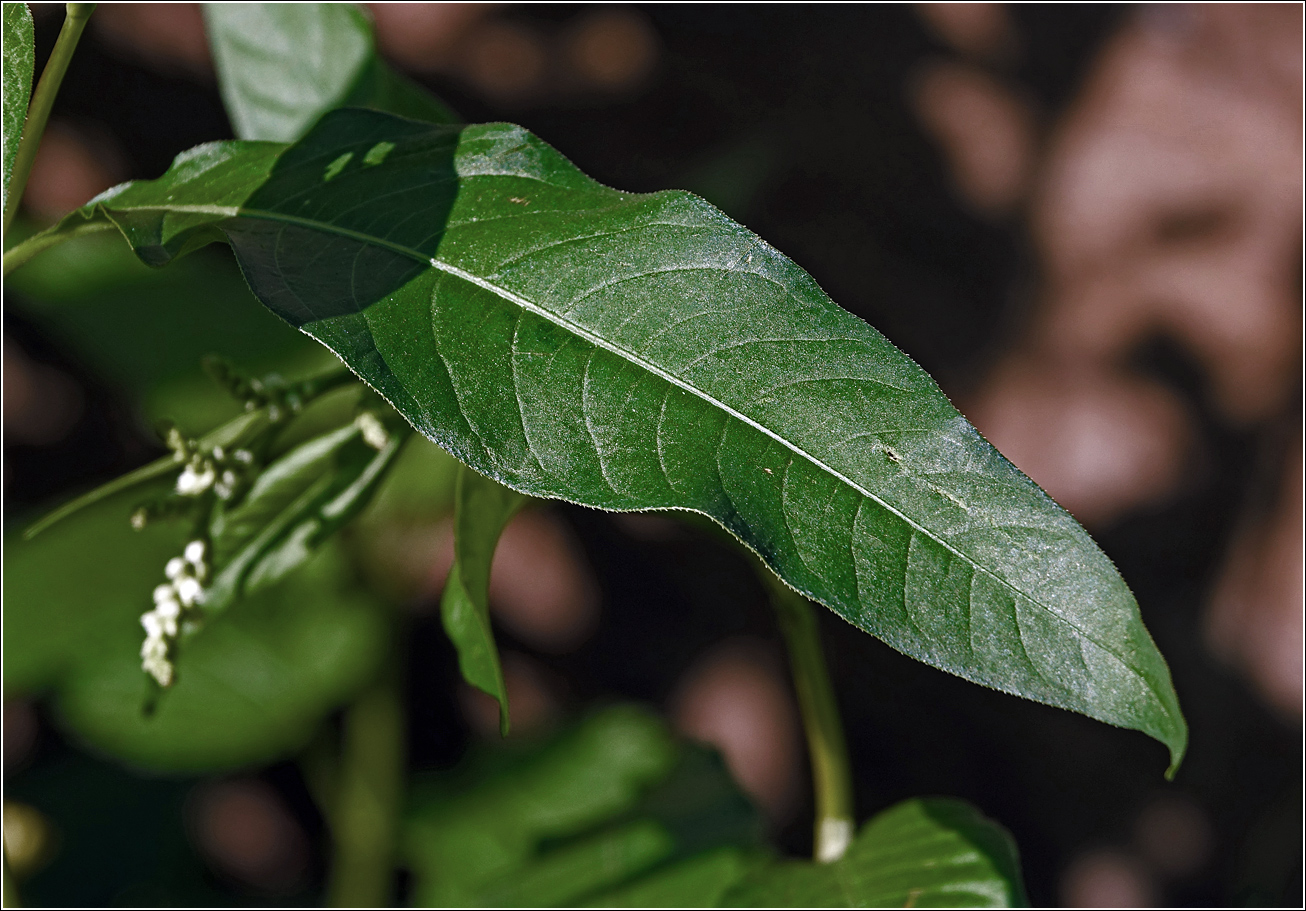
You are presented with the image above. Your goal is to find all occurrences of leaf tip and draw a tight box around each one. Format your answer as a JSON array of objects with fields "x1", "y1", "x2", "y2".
[{"x1": 1162, "y1": 718, "x2": 1187, "y2": 781}]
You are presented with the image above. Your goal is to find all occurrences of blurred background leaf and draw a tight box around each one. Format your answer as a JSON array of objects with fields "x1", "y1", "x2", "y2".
[
  {"x1": 6, "y1": 487, "x2": 389, "y2": 772},
  {"x1": 403, "y1": 704, "x2": 763, "y2": 906}
]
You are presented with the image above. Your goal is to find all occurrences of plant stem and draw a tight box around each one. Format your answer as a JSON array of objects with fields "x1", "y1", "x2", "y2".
[
  {"x1": 2, "y1": 218, "x2": 113, "y2": 276},
  {"x1": 767, "y1": 573, "x2": 855, "y2": 863},
  {"x1": 3, "y1": 4, "x2": 96, "y2": 237},
  {"x1": 326, "y1": 654, "x2": 406, "y2": 907}
]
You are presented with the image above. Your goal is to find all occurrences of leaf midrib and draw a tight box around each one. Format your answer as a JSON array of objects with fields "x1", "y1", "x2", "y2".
[{"x1": 98, "y1": 200, "x2": 1168, "y2": 719}]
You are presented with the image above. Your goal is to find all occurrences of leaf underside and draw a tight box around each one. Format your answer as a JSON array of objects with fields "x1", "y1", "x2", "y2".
[
  {"x1": 36, "y1": 108, "x2": 1186, "y2": 771},
  {"x1": 203, "y1": 2, "x2": 453, "y2": 144}
]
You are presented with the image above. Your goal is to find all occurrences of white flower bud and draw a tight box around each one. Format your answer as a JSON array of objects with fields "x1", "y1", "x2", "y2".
[
  {"x1": 143, "y1": 654, "x2": 174, "y2": 687},
  {"x1": 356, "y1": 411, "x2": 389, "y2": 450},
  {"x1": 155, "y1": 598, "x2": 180, "y2": 620},
  {"x1": 176, "y1": 577, "x2": 203, "y2": 607},
  {"x1": 165, "y1": 557, "x2": 186, "y2": 580},
  {"x1": 176, "y1": 463, "x2": 216, "y2": 496},
  {"x1": 184, "y1": 540, "x2": 206, "y2": 565},
  {"x1": 141, "y1": 612, "x2": 164, "y2": 638},
  {"x1": 153, "y1": 584, "x2": 175, "y2": 604}
]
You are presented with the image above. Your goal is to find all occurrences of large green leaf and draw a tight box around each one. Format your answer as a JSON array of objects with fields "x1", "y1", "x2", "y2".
[
  {"x1": 18, "y1": 109, "x2": 1187, "y2": 772},
  {"x1": 4, "y1": 491, "x2": 387, "y2": 771},
  {"x1": 2, "y1": 1, "x2": 33, "y2": 217},
  {"x1": 723, "y1": 798, "x2": 1026, "y2": 908},
  {"x1": 441, "y1": 464, "x2": 525, "y2": 736},
  {"x1": 204, "y1": 2, "x2": 453, "y2": 144}
]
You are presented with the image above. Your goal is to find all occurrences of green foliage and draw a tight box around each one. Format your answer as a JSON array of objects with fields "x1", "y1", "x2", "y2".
[
  {"x1": 21, "y1": 107, "x2": 1185, "y2": 771},
  {"x1": 0, "y1": 3, "x2": 1199, "y2": 903},
  {"x1": 1, "y1": 0, "x2": 34, "y2": 215},
  {"x1": 441, "y1": 464, "x2": 526, "y2": 735},
  {"x1": 403, "y1": 706, "x2": 1024, "y2": 908}
]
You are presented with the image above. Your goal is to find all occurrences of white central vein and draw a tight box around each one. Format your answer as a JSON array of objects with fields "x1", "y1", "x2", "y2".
[
  {"x1": 424, "y1": 258, "x2": 1160, "y2": 703},
  {"x1": 431, "y1": 260, "x2": 972, "y2": 572}
]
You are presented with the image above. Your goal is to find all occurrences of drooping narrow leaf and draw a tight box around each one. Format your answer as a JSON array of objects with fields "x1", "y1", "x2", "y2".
[
  {"x1": 2, "y1": 1, "x2": 34, "y2": 217},
  {"x1": 723, "y1": 797, "x2": 1026, "y2": 908},
  {"x1": 204, "y1": 2, "x2": 453, "y2": 144},
  {"x1": 18, "y1": 109, "x2": 1187, "y2": 772},
  {"x1": 205, "y1": 416, "x2": 407, "y2": 610},
  {"x1": 441, "y1": 464, "x2": 525, "y2": 736}
]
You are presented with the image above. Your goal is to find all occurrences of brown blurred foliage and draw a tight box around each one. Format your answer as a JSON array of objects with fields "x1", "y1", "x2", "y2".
[
  {"x1": 187, "y1": 778, "x2": 310, "y2": 895},
  {"x1": 913, "y1": 3, "x2": 1303, "y2": 723}
]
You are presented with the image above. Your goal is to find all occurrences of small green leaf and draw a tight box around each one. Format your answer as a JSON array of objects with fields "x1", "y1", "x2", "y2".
[
  {"x1": 205, "y1": 417, "x2": 406, "y2": 610},
  {"x1": 723, "y1": 798, "x2": 1026, "y2": 908},
  {"x1": 20, "y1": 109, "x2": 1187, "y2": 773},
  {"x1": 2, "y1": 2, "x2": 34, "y2": 218},
  {"x1": 441, "y1": 464, "x2": 525, "y2": 736},
  {"x1": 204, "y1": 2, "x2": 453, "y2": 144}
]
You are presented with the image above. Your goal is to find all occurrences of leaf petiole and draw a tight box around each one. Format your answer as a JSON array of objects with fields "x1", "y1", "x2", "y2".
[
  {"x1": 768, "y1": 572, "x2": 856, "y2": 864},
  {"x1": 2, "y1": 213, "x2": 113, "y2": 273}
]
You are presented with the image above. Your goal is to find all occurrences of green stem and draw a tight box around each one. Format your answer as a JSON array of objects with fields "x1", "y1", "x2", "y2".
[
  {"x1": 326, "y1": 652, "x2": 406, "y2": 907},
  {"x1": 2, "y1": 3, "x2": 96, "y2": 237},
  {"x1": 767, "y1": 574, "x2": 855, "y2": 863},
  {"x1": 2, "y1": 218, "x2": 113, "y2": 276}
]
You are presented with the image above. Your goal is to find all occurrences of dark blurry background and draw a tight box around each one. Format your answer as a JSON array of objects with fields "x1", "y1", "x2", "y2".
[{"x1": 4, "y1": 3, "x2": 1301, "y2": 907}]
